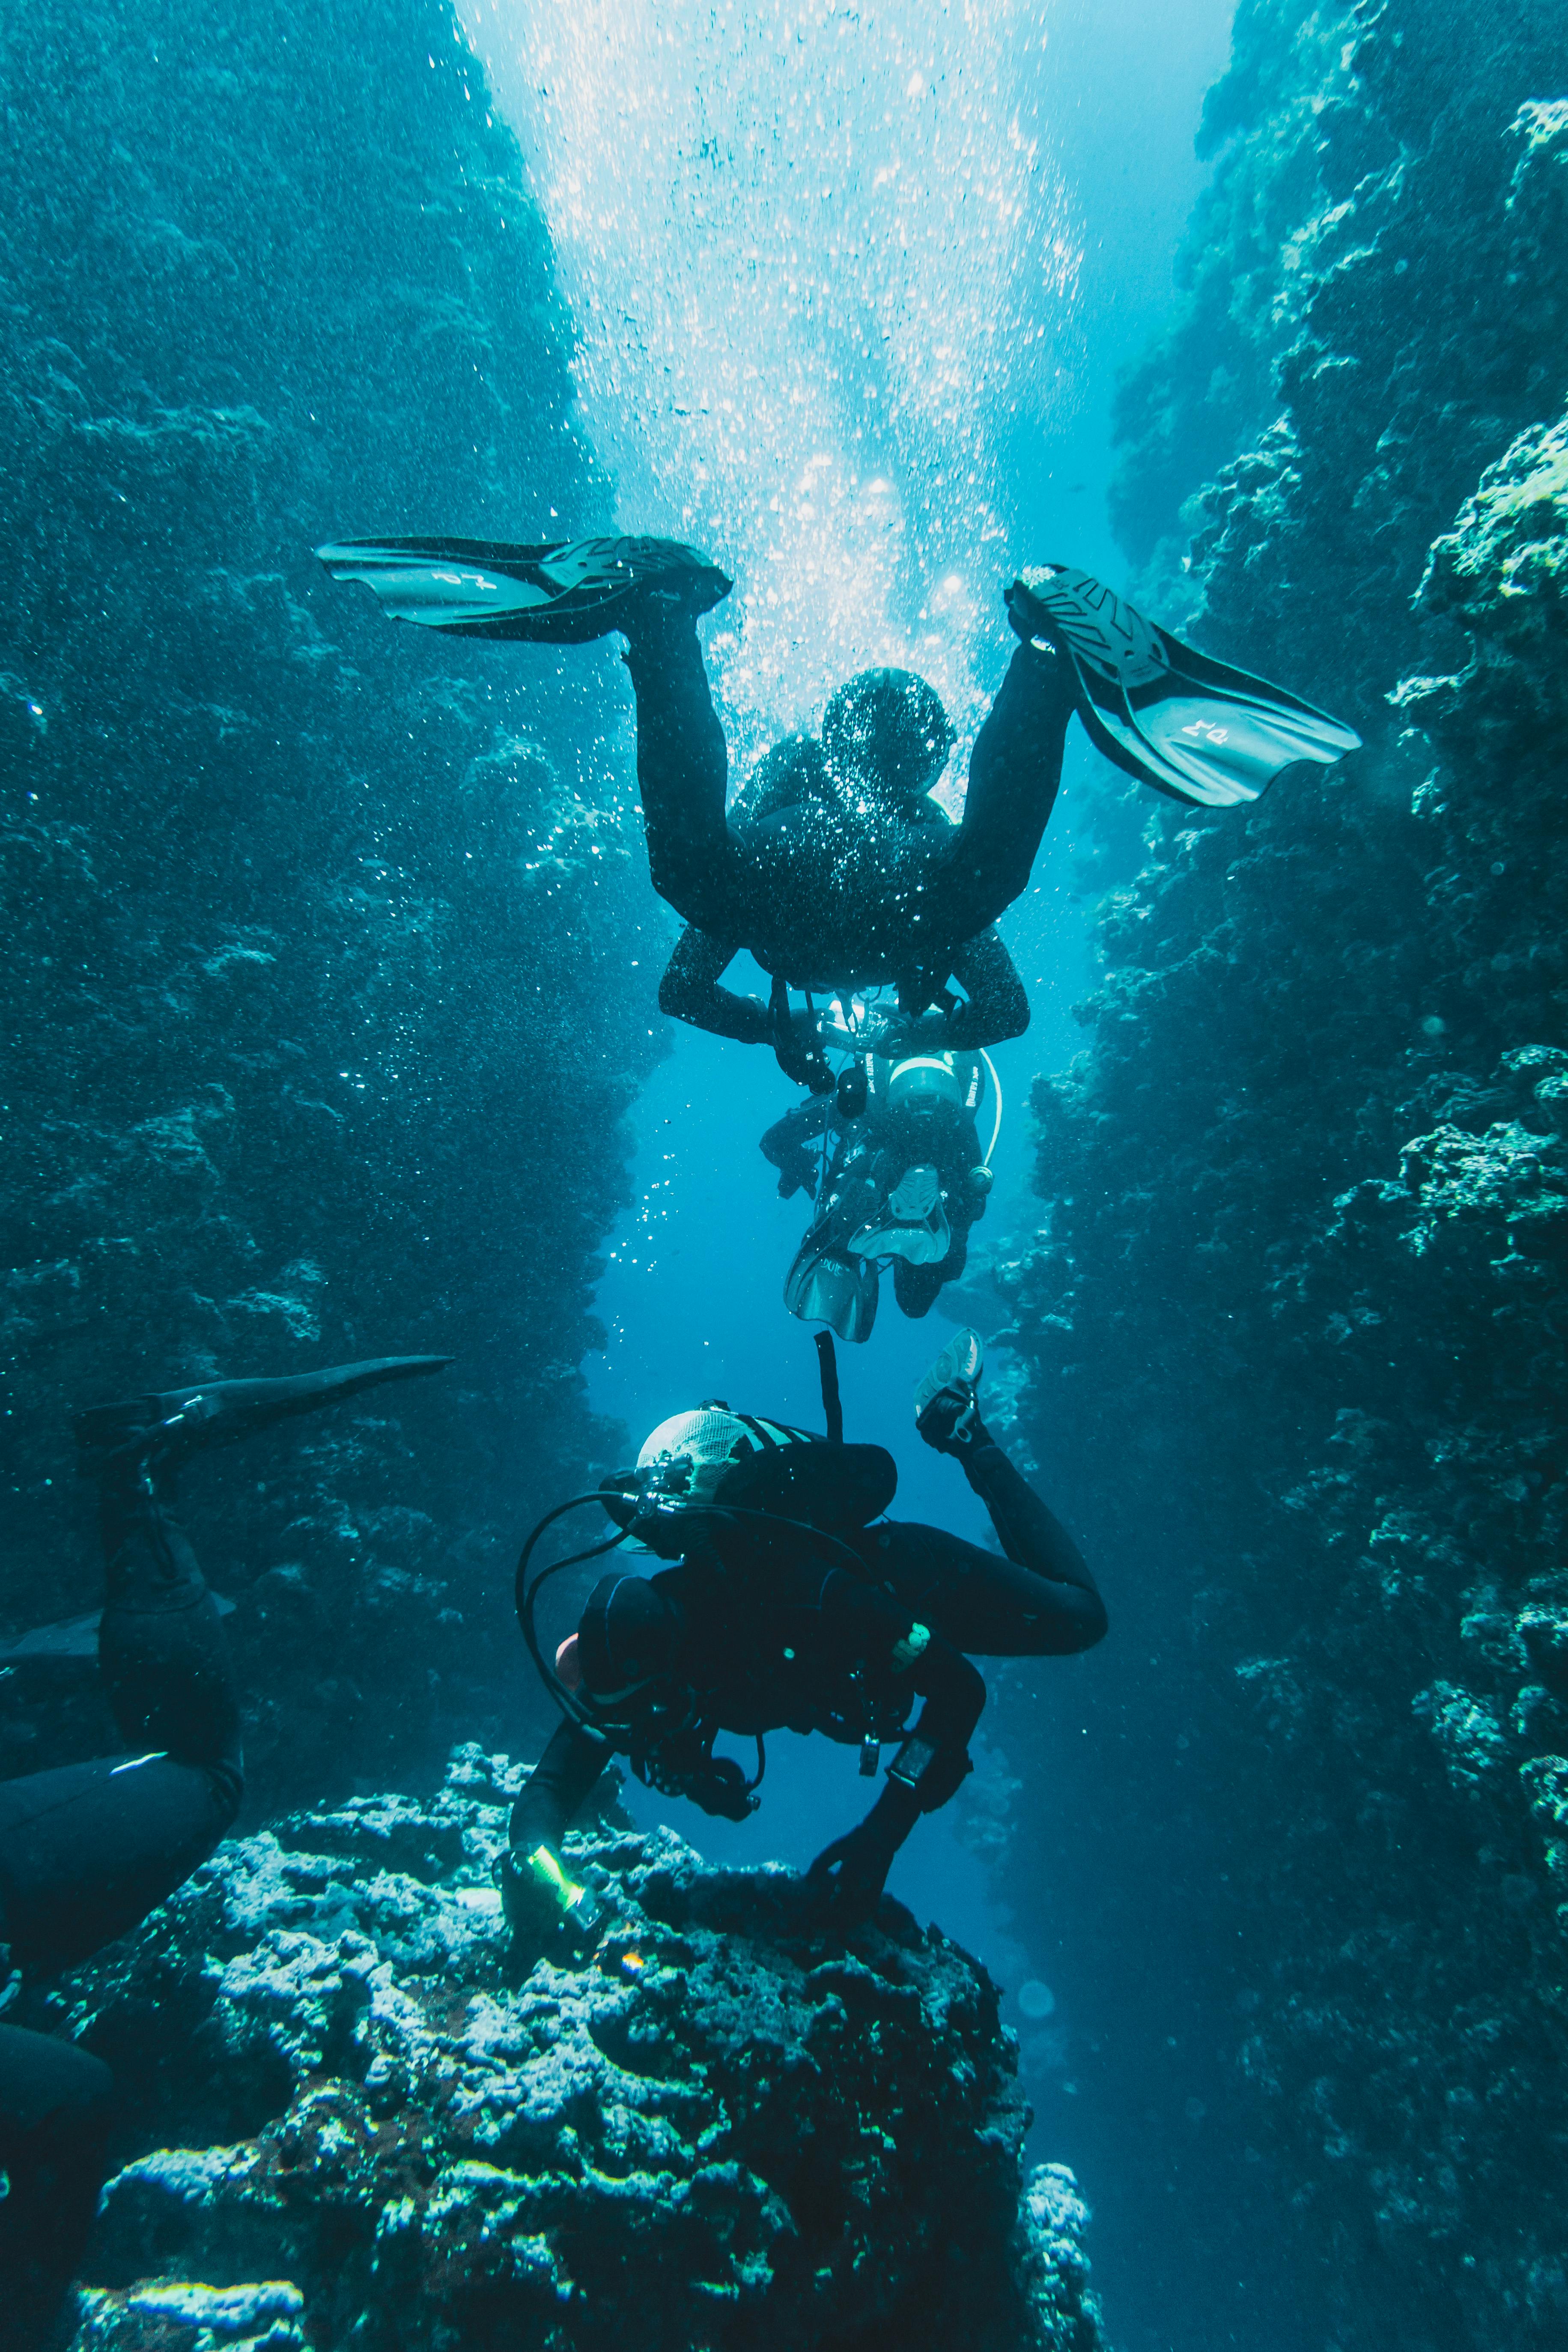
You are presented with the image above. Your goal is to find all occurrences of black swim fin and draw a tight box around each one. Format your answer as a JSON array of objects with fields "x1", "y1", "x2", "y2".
[
  {"x1": 0, "y1": 1597, "x2": 237, "y2": 1663},
  {"x1": 1008, "y1": 566, "x2": 1361, "y2": 808},
  {"x1": 74, "y1": 1354, "x2": 453, "y2": 1476},
  {"x1": 315, "y1": 534, "x2": 731, "y2": 644}
]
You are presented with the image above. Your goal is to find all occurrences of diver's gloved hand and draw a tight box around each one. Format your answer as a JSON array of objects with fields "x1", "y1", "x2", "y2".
[
  {"x1": 777, "y1": 1025, "x2": 834, "y2": 1097},
  {"x1": 917, "y1": 1383, "x2": 990, "y2": 1455},
  {"x1": 773, "y1": 1150, "x2": 817, "y2": 1201},
  {"x1": 805, "y1": 1779, "x2": 921, "y2": 1924},
  {"x1": 496, "y1": 1841, "x2": 611, "y2": 1956},
  {"x1": 766, "y1": 981, "x2": 834, "y2": 1095},
  {"x1": 875, "y1": 1004, "x2": 960, "y2": 1066},
  {"x1": 680, "y1": 1756, "x2": 759, "y2": 1822}
]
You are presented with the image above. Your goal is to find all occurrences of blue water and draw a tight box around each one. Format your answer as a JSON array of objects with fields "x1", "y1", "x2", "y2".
[{"x1": 457, "y1": 3, "x2": 1237, "y2": 2335}]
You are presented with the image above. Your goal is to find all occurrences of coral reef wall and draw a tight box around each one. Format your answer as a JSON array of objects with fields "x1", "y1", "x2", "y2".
[
  {"x1": 995, "y1": 6, "x2": 1568, "y2": 2348},
  {"x1": 0, "y1": 0, "x2": 663, "y2": 1803}
]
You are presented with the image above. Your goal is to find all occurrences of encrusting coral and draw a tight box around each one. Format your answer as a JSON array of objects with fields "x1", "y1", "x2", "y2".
[{"x1": 33, "y1": 1749, "x2": 1106, "y2": 2352}]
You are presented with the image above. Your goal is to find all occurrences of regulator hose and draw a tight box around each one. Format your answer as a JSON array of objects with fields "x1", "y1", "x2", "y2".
[
  {"x1": 979, "y1": 1048, "x2": 1004, "y2": 1168},
  {"x1": 514, "y1": 1493, "x2": 630, "y2": 1732}
]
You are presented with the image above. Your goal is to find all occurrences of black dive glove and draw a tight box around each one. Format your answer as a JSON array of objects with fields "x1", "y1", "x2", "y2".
[
  {"x1": 917, "y1": 1383, "x2": 991, "y2": 1456},
  {"x1": 632, "y1": 1723, "x2": 760, "y2": 1821},
  {"x1": 768, "y1": 982, "x2": 834, "y2": 1095},
  {"x1": 805, "y1": 1777, "x2": 921, "y2": 1923},
  {"x1": 496, "y1": 1841, "x2": 611, "y2": 1956},
  {"x1": 675, "y1": 1755, "x2": 758, "y2": 1822}
]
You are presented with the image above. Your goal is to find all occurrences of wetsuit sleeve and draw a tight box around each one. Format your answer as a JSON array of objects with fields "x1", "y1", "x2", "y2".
[
  {"x1": 821, "y1": 1567, "x2": 984, "y2": 1810},
  {"x1": 659, "y1": 925, "x2": 772, "y2": 1045},
  {"x1": 507, "y1": 1718, "x2": 614, "y2": 1857},
  {"x1": 961, "y1": 1437, "x2": 1107, "y2": 1649},
  {"x1": 943, "y1": 929, "x2": 1029, "y2": 1047}
]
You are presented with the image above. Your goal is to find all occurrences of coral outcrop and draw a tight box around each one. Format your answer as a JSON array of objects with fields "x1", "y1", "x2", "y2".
[
  {"x1": 0, "y1": 0, "x2": 664, "y2": 1804},
  {"x1": 987, "y1": 6, "x2": 1568, "y2": 2348},
  {"x1": 23, "y1": 1751, "x2": 1104, "y2": 2352}
]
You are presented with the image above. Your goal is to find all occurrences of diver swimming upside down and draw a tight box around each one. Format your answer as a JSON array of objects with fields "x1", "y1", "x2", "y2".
[{"x1": 316, "y1": 533, "x2": 1361, "y2": 1089}]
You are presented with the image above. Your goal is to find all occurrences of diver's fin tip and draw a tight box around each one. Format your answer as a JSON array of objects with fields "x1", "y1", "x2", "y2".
[{"x1": 912, "y1": 1326, "x2": 984, "y2": 1421}]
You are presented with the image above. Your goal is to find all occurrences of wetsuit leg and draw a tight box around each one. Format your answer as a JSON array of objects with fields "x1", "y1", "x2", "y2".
[
  {"x1": 507, "y1": 1719, "x2": 613, "y2": 1858},
  {"x1": 0, "y1": 1475, "x2": 245, "y2": 2315},
  {"x1": 942, "y1": 643, "x2": 1078, "y2": 932},
  {"x1": 0, "y1": 1480, "x2": 243, "y2": 1979},
  {"x1": 621, "y1": 611, "x2": 744, "y2": 934},
  {"x1": 0, "y1": 2025, "x2": 114, "y2": 2343}
]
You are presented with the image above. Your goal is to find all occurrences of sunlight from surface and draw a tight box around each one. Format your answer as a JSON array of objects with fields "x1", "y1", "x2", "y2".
[{"x1": 463, "y1": 0, "x2": 1082, "y2": 789}]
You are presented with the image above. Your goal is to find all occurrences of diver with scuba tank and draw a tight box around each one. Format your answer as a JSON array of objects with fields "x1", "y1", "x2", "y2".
[
  {"x1": 763, "y1": 1001, "x2": 1001, "y2": 1342},
  {"x1": 317, "y1": 532, "x2": 1361, "y2": 1094},
  {"x1": 504, "y1": 1331, "x2": 1105, "y2": 1945}
]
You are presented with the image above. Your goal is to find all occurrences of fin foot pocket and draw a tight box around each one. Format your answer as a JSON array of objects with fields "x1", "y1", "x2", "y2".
[{"x1": 1008, "y1": 564, "x2": 1361, "y2": 808}]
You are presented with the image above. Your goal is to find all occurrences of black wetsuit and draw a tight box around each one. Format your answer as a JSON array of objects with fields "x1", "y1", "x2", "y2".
[
  {"x1": 0, "y1": 1474, "x2": 242, "y2": 2288},
  {"x1": 625, "y1": 608, "x2": 1076, "y2": 1048},
  {"x1": 510, "y1": 1430, "x2": 1103, "y2": 1861}
]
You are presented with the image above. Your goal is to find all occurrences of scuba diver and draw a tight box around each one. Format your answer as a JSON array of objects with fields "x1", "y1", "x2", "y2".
[
  {"x1": 316, "y1": 536, "x2": 1361, "y2": 1093},
  {"x1": 763, "y1": 1005, "x2": 999, "y2": 1342},
  {"x1": 503, "y1": 1330, "x2": 1104, "y2": 1944},
  {"x1": 0, "y1": 1351, "x2": 447, "y2": 2307}
]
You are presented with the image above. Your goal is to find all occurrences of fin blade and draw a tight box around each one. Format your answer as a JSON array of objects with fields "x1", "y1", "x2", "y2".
[
  {"x1": 315, "y1": 539, "x2": 562, "y2": 632},
  {"x1": 316, "y1": 534, "x2": 732, "y2": 641}
]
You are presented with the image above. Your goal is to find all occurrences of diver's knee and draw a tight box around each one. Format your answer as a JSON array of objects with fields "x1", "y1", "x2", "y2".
[{"x1": 656, "y1": 966, "x2": 689, "y2": 1019}]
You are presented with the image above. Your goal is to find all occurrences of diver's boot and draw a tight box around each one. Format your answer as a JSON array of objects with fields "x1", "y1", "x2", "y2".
[{"x1": 74, "y1": 1354, "x2": 452, "y2": 1481}]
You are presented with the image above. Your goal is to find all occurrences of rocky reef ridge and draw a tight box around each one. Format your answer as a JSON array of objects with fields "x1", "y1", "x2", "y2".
[{"x1": 30, "y1": 1749, "x2": 1103, "y2": 2352}]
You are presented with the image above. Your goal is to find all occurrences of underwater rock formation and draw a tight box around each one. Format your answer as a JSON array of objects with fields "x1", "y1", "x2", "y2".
[
  {"x1": 993, "y1": 6, "x2": 1568, "y2": 2348},
  {"x1": 29, "y1": 1750, "x2": 1105, "y2": 2352},
  {"x1": 0, "y1": 0, "x2": 664, "y2": 1803}
]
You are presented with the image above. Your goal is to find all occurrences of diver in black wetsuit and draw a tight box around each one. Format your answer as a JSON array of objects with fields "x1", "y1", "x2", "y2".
[
  {"x1": 320, "y1": 531, "x2": 1362, "y2": 1091},
  {"x1": 763, "y1": 1015, "x2": 993, "y2": 1340},
  {"x1": 0, "y1": 1352, "x2": 446, "y2": 2297},
  {"x1": 316, "y1": 533, "x2": 1078, "y2": 1086},
  {"x1": 635, "y1": 622, "x2": 1072, "y2": 1085},
  {"x1": 503, "y1": 1334, "x2": 1104, "y2": 1938}
]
